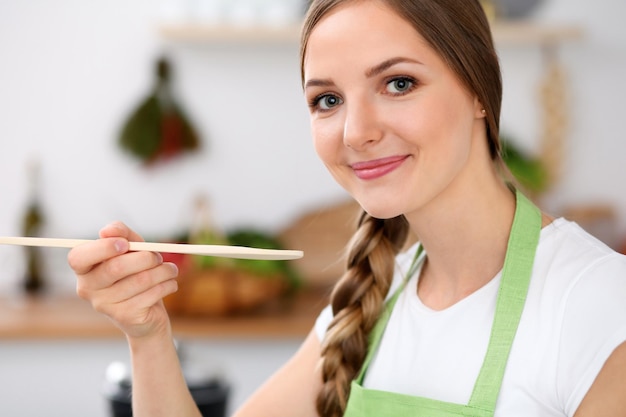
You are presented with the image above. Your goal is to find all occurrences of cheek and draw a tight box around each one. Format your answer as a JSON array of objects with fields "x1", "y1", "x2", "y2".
[
  {"x1": 311, "y1": 120, "x2": 354, "y2": 190},
  {"x1": 311, "y1": 120, "x2": 341, "y2": 165},
  {"x1": 422, "y1": 95, "x2": 475, "y2": 151},
  {"x1": 310, "y1": 124, "x2": 327, "y2": 162},
  {"x1": 389, "y1": 105, "x2": 447, "y2": 154}
]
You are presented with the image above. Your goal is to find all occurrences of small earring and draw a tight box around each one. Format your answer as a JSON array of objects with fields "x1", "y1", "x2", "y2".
[{"x1": 481, "y1": 109, "x2": 486, "y2": 115}]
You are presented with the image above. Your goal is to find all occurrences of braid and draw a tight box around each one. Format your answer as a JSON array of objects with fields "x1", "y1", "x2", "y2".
[{"x1": 316, "y1": 211, "x2": 409, "y2": 417}]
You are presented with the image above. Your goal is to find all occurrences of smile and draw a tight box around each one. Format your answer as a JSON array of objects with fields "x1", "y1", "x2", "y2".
[{"x1": 350, "y1": 155, "x2": 409, "y2": 180}]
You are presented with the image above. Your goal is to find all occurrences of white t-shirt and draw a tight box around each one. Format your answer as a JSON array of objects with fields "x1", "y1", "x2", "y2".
[{"x1": 314, "y1": 218, "x2": 626, "y2": 416}]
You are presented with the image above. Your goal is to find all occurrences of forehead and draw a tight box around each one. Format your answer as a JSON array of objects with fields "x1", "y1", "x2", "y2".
[{"x1": 303, "y1": 1, "x2": 439, "y2": 79}]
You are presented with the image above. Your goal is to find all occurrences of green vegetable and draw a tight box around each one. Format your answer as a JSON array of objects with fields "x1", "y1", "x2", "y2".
[{"x1": 227, "y1": 229, "x2": 302, "y2": 290}]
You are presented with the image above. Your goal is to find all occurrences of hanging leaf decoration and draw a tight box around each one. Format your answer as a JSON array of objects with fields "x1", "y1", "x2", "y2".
[{"x1": 119, "y1": 56, "x2": 201, "y2": 165}]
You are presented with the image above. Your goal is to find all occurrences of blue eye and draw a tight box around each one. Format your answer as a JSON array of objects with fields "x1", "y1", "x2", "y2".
[
  {"x1": 315, "y1": 94, "x2": 343, "y2": 110},
  {"x1": 386, "y1": 77, "x2": 414, "y2": 94}
]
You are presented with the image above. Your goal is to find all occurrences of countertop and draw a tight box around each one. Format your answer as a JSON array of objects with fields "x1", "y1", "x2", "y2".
[{"x1": 0, "y1": 288, "x2": 329, "y2": 340}]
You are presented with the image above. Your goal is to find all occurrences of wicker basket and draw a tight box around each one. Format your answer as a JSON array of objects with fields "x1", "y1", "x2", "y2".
[{"x1": 164, "y1": 267, "x2": 289, "y2": 316}]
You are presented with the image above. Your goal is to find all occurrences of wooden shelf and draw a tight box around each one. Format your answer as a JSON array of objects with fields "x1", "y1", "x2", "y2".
[
  {"x1": 158, "y1": 20, "x2": 583, "y2": 45},
  {"x1": 491, "y1": 21, "x2": 584, "y2": 45},
  {"x1": 0, "y1": 289, "x2": 328, "y2": 340}
]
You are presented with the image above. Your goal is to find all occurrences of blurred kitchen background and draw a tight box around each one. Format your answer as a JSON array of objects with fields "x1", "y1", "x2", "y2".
[{"x1": 1, "y1": 0, "x2": 625, "y2": 416}]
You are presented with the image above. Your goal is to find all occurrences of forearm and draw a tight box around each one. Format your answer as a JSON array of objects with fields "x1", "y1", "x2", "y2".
[{"x1": 128, "y1": 328, "x2": 201, "y2": 417}]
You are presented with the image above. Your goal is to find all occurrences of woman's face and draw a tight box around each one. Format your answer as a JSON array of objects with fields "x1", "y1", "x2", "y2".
[{"x1": 303, "y1": 0, "x2": 487, "y2": 219}]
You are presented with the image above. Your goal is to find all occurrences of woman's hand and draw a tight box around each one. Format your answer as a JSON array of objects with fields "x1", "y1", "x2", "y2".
[{"x1": 68, "y1": 221, "x2": 180, "y2": 339}]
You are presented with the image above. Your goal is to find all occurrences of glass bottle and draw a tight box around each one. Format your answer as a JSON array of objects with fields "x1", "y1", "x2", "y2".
[{"x1": 21, "y1": 159, "x2": 45, "y2": 294}]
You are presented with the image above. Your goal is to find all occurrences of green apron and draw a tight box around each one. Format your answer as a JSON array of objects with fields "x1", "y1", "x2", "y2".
[{"x1": 344, "y1": 190, "x2": 541, "y2": 417}]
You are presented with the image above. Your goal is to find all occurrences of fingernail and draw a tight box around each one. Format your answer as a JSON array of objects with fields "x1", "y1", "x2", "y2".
[
  {"x1": 167, "y1": 262, "x2": 178, "y2": 276},
  {"x1": 155, "y1": 252, "x2": 163, "y2": 263},
  {"x1": 114, "y1": 239, "x2": 128, "y2": 253}
]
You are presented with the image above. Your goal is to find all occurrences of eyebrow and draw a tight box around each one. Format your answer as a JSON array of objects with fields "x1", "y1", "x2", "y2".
[
  {"x1": 304, "y1": 56, "x2": 423, "y2": 90},
  {"x1": 304, "y1": 79, "x2": 335, "y2": 89},
  {"x1": 365, "y1": 57, "x2": 423, "y2": 78}
]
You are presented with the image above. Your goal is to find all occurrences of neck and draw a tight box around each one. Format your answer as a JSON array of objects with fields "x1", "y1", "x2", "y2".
[{"x1": 406, "y1": 174, "x2": 516, "y2": 310}]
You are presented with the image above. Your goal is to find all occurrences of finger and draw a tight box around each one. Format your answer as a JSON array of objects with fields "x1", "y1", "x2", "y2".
[
  {"x1": 108, "y1": 262, "x2": 179, "y2": 305},
  {"x1": 87, "y1": 250, "x2": 166, "y2": 290},
  {"x1": 125, "y1": 280, "x2": 178, "y2": 316},
  {"x1": 68, "y1": 237, "x2": 129, "y2": 276},
  {"x1": 99, "y1": 221, "x2": 145, "y2": 243},
  {"x1": 79, "y1": 261, "x2": 177, "y2": 313},
  {"x1": 91, "y1": 263, "x2": 178, "y2": 318}
]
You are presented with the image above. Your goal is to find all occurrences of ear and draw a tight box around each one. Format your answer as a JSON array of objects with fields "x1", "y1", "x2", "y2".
[{"x1": 474, "y1": 97, "x2": 486, "y2": 119}]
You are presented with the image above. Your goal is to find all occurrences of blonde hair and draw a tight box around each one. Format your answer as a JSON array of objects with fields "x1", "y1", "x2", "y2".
[{"x1": 300, "y1": 1, "x2": 503, "y2": 415}]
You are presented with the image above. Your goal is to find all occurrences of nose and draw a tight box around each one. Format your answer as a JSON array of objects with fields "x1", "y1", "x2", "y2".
[{"x1": 343, "y1": 98, "x2": 383, "y2": 150}]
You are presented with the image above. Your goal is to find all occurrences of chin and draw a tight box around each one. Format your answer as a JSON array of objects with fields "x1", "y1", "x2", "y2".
[{"x1": 357, "y1": 202, "x2": 404, "y2": 220}]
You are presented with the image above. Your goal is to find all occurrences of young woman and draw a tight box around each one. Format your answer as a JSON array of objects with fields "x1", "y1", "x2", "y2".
[{"x1": 68, "y1": 1, "x2": 626, "y2": 416}]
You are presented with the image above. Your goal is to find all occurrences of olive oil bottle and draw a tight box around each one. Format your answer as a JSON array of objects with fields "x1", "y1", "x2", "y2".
[{"x1": 21, "y1": 159, "x2": 45, "y2": 294}]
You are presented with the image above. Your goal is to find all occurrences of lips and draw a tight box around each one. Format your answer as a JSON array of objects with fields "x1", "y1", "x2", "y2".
[{"x1": 350, "y1": 155, "x2": 409, "y2": 180}]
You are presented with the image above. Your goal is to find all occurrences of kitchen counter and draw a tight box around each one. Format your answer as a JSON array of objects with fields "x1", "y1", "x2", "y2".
[
  {"x1": 0, "y1": 288, "x2": 329, "y2": 417},
  {"x1": 0, "y1": 288, "x2": 329, "y2": 340}
]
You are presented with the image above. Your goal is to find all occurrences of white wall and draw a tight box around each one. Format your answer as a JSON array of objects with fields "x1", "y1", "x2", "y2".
[{"x1": 0, "y1": 0, "x2": 625, "y2": 295}]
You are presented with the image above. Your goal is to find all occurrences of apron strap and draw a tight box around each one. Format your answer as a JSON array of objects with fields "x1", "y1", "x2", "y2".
[
  {"x1": 468, "y1": 190, "x2": 541, "y2": 411},
  {"x1": 356, "y1": 244, "x2": 425, "y2": 383}
]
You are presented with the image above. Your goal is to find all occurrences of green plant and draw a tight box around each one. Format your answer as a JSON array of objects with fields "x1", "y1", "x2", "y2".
[{"x1": 500, "y1": 135, "x2": 548, "y2": 194}]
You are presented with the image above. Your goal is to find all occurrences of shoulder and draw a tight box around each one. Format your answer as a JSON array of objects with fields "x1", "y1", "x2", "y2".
[
  {"x1": 531, "y1": 218, "x2": 626, "y2": 415},
  {"x1": 534, "y1": 218, "x2": 626, "y2": 292},
  {"x1": 531, "y1": 218, "x2": 626, "y2": 348},
  {"x1": 541, "y1": 217, "x2": 621, "y2": 260}
]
